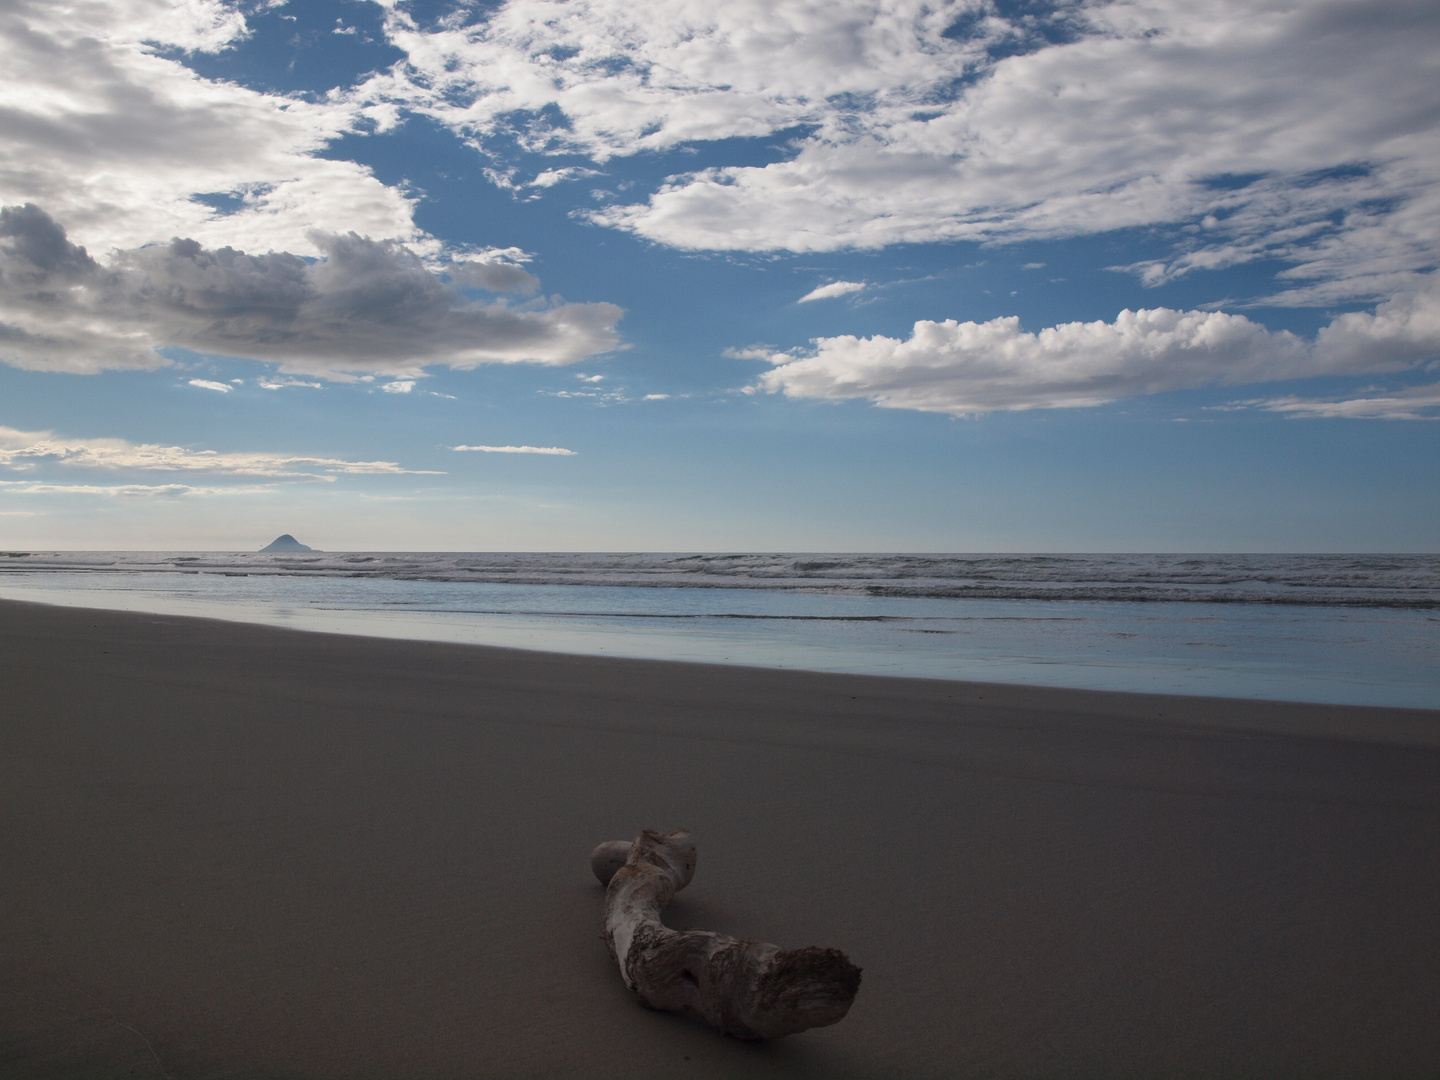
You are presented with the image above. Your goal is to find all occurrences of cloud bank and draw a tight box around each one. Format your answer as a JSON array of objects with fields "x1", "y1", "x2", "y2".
[
  {"x1": 0, "y1": 480, "x2": 275, "y2": 498},
  {"x1": 1232, "y1": 385, "x2": 1440, "y2": 422},
  {"x1": 0, "y1": 425, "x2": 438, "y2": 478},
  {"x1": 0, "y1": 205, "x2": 622, "y2": 377},
  {"x1": 368, "y1": 0, "x2": 1440, "y2": 305},
  {"x1": 758, "y1": 278, "x2": 1440, "y2": 414}
]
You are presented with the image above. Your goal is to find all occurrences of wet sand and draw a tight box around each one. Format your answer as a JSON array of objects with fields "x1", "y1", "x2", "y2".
[{"x1": 2, "y1": 596, "x2": 1438, "y2": 1078}]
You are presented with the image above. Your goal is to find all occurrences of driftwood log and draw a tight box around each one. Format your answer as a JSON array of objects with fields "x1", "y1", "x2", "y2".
[{"x1": 591, "y1": 830, "x2": 861, "y2": 1039}]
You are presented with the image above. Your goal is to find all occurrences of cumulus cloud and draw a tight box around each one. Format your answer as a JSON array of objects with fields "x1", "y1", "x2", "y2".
[
  {"x1": 0, "y1": 0, "x2": 418, "y2": 258},
  {"x1": 452, "y1": 444, "x2": 577, "y2": 455},
  {"x1": 188, "y1": 379, "x2": 231, "y2": 392},
  {"x1": 798, "y1": 281, "x2": 867, "y2": 303},
  {"x1": 366, "y1": 0, "x2": 1440, "y2": 304},
  {"x1": 0, "y1": 425, "x2": 440, "y2": 478},
  {"x1": 1313, "y1": 281, "x2": 1440, "y2": 370},
  {"x1": 757, "y1": 278, "x2": 1440, "y2": 414},
  {"x1": 0, "y1": 205, "x2": 623, "y2": 377}
]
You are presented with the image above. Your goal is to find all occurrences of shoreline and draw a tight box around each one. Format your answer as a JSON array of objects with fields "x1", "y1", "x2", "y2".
[
  {"x1": 3, "y1": 597, "x2": 1438, "y2": 1077},
  {"x1": 1, "y1": 582, "x2": 1435, "y2": 712},
  {"x1": 1, "y1": 593, "x2": 1438, "y2": 745}
]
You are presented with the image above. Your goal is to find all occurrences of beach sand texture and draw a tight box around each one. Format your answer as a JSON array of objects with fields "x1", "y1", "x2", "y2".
[{"x1": 2, "y1": 597, "x2": 1438, "y2": 1078}]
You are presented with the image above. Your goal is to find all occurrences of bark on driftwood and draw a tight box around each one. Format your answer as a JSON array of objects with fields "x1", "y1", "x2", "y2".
[{"x1": 591, "y1": 830, "x2": 861, "y2": 1039}]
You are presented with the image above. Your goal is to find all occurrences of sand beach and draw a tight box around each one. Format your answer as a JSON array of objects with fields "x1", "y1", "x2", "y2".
[{"x1": 2, "y1": 596, "x2": 1438, "y2": 1078}]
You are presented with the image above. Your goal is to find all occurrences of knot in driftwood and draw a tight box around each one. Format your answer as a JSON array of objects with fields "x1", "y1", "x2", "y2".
[{"x1": 593, "y1": 829, "x2": 861, "y2": 1040}]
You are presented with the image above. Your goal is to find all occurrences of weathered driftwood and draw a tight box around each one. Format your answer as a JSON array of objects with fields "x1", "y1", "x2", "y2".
[{"x1": 591, "y1": 830, "x2": 861, "y2": 1039}]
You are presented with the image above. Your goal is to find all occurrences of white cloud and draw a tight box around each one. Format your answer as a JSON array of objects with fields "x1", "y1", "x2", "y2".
[
  {"x1": 529, "y1": 167, "x2": 604, "y2": 189},
  {"x1": 382, "y1": 380, "x2": 416, "y2": 393},
  {"x1": 0, "y1": 480, "x2": 275, "y2": 498},
  {"x1": 760, "y1": 308, "x2": 1305, "y2": 414},
  {"x1": 723, "y1": 345, "x2": 776, "y2": 361},
  {"x1": 0, "y1": 425, "x2": 441, "y2": 478},
  {"x1": 258, "y1": 377, "x2": 322, "y2": 390},
  {"x1": 188, "y1": 379, "x2": 231, "y2": 392},
  {"x1": 758, "y1": 279, "x2": 1440, "y2": 414},
  {"x1": 798, "y1": 281, "x2": 867, "y2": 303},
  {"x1": 117, "y1": 0, "x2": 252, "y2": 53},
  {"x1": 540, "y1": 387, "x2": 630, "y2": 403},
  {"x1": 1313, "y1": 281, "x2": 1440, "y2": 370},
  {"x1": 452, "y1": 444, "x2": 577, "y2": 455},
  {"x1": 367, "y1": 0, "x2": 1440, "y2": 304},
  {"x1": 0, "y1": 0, "x2": 419, "y2": 258},
  {"x1": 0, "y1": 1, "x2": 631, "y2": 383},
  {"x1": 1230, "y1": 385, "x2": 1440, "y2": 421},
  {"x1": 0, "y1": 205, "x2": 623, "y2": 377},
  {"x1": 367, "y1": 0, "x2": 974, "y2": 162}
]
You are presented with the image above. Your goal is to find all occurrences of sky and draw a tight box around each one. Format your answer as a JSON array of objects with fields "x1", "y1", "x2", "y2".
[{"x1": 0, "y1": 0, "x2": 1437, "y2": 552}]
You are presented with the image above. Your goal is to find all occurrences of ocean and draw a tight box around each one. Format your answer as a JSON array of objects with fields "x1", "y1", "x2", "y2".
[{"x1": 1, "y1": 551, "x2": 1436, "y2": 708}]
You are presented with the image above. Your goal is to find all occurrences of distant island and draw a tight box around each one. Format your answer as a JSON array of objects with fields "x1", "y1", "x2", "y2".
[{"x1": 259, "y1": 534, "x2": 315, "y2": 553}]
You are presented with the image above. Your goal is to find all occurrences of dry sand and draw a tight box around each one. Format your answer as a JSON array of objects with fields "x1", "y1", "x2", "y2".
[{"x1": 1, "y1": 596, "x2": 1437, "y2": 1078}]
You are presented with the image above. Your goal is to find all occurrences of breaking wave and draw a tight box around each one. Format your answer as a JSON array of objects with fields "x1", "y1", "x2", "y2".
[{"x1": 2, "y1": 551, "x2": 1437, "y2": 609}]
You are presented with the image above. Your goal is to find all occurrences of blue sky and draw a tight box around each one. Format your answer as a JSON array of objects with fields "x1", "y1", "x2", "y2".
[{"x1": 1, "y1": 0, "x2": 1437, "y2": 551}]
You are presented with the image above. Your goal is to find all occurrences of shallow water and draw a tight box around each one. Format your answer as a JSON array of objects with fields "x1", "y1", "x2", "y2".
[{"x1": 1, "y1": 552, "x2": 1436, "y2": 708}]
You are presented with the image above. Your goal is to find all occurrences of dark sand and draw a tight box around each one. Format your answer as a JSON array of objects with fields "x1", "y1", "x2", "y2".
[{"x1": 2, "y1": 598, "x2": 1438, "y2": 1079}]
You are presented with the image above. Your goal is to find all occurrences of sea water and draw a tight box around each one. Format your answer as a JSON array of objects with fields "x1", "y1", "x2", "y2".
[{"x1": 0, "y1": 551, "x2": 1436, "y2": 708}]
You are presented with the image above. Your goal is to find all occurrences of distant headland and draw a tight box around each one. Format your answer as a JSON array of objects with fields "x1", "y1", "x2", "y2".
[{"x1": 259, "y1": 534, "x2": 315, "y2": 553}]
